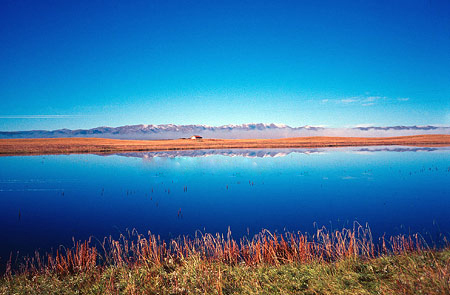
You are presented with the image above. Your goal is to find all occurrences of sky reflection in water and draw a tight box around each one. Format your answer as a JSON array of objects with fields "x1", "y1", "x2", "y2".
[{"x1": 0, "y1": 146, "x2": 449, "y2": 266}]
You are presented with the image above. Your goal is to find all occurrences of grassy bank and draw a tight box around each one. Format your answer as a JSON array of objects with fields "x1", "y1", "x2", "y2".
[
  {"x1": 1, "y1": 226, "x2": 449, "y2": 294},
  {"x1": 1, "y1": 134, "x2": 450, "y2": 155},
  {"x1": 1, "y1": 249, "x2": 449, "y2": 295}
]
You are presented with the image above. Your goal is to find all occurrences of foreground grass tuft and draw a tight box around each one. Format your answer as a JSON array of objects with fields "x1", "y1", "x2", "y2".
[{"x1": 2, "y1": 248, "x2": 449, "y2": 295}]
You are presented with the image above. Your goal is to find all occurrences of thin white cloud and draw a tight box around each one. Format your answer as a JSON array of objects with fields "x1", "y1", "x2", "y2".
[
  {"x1": 0, "y1": 115, "x2": 85, "y2": 119},
  {"x1": 340, "y1": 98, "x2": 358, "y2": 103},
  {"x1": 323, "y1": 95, "x2": 409, "y2": 106},
  {"x1": 364, "y1": 96, "x2": 378, "y2": 102},
  {"x1": 363, "y1": 96, "x2": 385, "y2": 102}
]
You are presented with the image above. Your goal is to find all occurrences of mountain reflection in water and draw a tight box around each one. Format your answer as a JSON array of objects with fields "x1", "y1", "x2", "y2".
[{"x1": 110, "y1": 146, "x2": 445, "y2": 160}]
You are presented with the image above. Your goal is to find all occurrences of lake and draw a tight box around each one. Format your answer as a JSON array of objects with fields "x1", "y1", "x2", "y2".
[{"x1": 0, "y1": 146, "x2": 449, "y2": 268}]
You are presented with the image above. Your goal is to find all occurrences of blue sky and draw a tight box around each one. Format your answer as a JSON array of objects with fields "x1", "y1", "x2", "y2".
[{"x1": 0, "y1": 0, "x2": 449, "y2": 131}]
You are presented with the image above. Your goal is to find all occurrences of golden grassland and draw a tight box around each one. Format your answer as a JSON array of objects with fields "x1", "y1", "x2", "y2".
[
  {"x1": 1, "y1": 134, "x2": 450, "y2": 156},
  {"x1": 1, "y1": 225, "x2": 449, "y2": 294}
]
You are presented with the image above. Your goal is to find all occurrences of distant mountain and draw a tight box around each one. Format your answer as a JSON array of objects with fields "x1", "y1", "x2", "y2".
[{"x1": 1, "y1": 123, "x2": 449, "y2": 139}]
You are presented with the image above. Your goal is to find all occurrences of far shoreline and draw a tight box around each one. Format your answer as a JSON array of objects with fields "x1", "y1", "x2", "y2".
[{"x1": 0, "y1": 134, "x2": 449, "y2": 156}]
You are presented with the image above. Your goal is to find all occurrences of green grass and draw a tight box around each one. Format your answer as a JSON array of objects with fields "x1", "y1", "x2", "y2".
[{"x1": 2, "y1": 248, "x2": 449, "y2": 295}]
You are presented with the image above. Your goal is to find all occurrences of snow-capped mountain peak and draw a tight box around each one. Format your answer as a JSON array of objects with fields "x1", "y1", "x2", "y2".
[{"x1": 0, "y1": 123, "x2": 448, "y2": 139}]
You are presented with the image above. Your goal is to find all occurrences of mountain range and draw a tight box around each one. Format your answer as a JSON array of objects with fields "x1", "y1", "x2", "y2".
[{"x1": 1, "y1": 123, "x2": 449, "y2": 139}]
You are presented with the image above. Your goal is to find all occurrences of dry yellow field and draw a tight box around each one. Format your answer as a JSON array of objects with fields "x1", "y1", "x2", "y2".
[{"x1": 0, "y1": 134, "x2": 449, "y2": 156}]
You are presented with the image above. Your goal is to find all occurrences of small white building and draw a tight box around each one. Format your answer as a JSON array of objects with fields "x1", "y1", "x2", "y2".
[{"x1": 190, "y1": 135, "x2": 203, "y2": 140}]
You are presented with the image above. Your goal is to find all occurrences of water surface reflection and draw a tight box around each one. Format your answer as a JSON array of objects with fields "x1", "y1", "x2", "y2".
[{"x1": 0, "y1": 146, "x2": 449, "y2": 267}]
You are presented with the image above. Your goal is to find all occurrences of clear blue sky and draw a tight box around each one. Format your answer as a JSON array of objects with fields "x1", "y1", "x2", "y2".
[{"x1": 0, "y1": 0, "x2": 449, "y2": 131}]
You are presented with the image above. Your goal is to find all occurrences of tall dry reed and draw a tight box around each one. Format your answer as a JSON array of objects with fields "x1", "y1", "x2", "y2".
[{"x1": 9, "y1": 223, "x2": 430, "y2": 276}]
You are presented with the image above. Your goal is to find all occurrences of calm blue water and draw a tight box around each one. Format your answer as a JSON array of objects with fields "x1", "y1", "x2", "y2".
[{"x1": 0, "y1": 146, "x2": 449, "y2": 267}]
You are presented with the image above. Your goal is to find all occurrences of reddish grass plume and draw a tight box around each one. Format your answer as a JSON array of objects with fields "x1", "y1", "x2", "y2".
[{"x1": 6, "y1": 222, "x2": 434, "y2": 277}]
